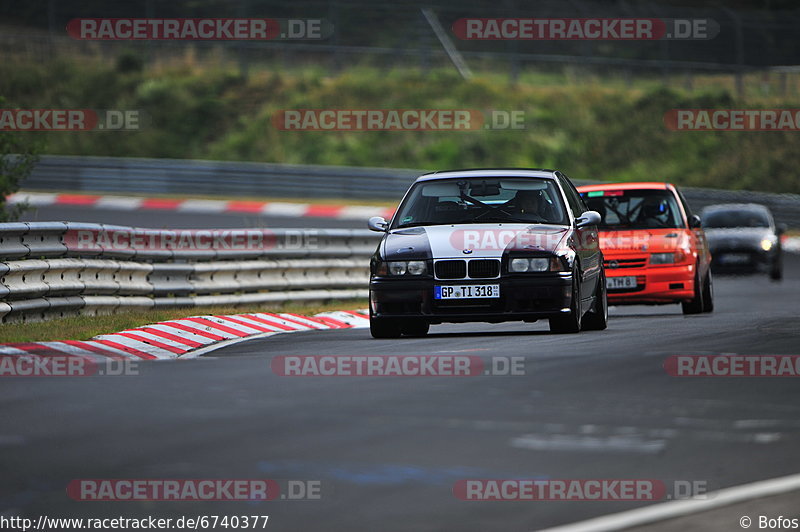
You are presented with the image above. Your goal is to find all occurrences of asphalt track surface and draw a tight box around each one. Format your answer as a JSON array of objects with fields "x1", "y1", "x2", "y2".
[
  {"x1": 7, "y1": 204, "x2": 800, "y2": 530},
  {"x1": 2, "y1": 245, "x2": 799, "y2": 530}
]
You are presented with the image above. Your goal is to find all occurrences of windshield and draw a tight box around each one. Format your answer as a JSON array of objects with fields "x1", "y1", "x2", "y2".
[
  {"x1": 391, "y1": 177, "x2": 569, "y2": 229},
  {"x1": 702, "y1": 209, "x2": 771, "y2": 229},
  {"x1": 580, "y1": 189, "x2": 684, "y2": 230}
]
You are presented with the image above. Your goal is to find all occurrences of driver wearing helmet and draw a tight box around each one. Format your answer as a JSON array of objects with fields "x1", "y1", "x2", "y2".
[{"x1": 511, "y1": 189, "x2": 556, "y2": 221}]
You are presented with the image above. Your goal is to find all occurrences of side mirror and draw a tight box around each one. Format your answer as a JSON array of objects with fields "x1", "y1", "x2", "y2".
[
  {"x1": 368, "y1": 216, "x2": 389, "y2": 232},
  {"x1": 776, "y1": 223, "x2": 788, "y2": 236},
  {"x1": 576, "y1": 210, "x2": 601, "y2": 228},
  {"x1": 689, "y1": 215, "x2": 702, "y2": 229}
]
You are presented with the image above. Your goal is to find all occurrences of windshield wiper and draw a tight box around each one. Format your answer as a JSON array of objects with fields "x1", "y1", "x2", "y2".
[
  {"x1": 477, "y1": 215, "x2": 542, "y2": 224},
  {"x1": 395, "y1": 221, "x2": 432, "y2": 229},
  {"x1": 448, "y1": 216, "x2": 544, "y2": 224}
]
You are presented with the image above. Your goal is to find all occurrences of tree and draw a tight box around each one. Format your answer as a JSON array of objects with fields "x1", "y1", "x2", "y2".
[{"x1": 0, "y1": 97, "x2": 40, "y2": 222}]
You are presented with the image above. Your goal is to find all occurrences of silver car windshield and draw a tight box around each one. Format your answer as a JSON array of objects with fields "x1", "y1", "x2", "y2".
[
  {"x1": 392, "y1": 177, "x2": 569, "y2": 229},
  {"x1": 702, "y1": 209, "x2": 771, "y2": 229}
]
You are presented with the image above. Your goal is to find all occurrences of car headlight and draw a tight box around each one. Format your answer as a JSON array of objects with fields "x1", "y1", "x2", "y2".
[
  {"x1": 650, "y1": 252, "x2": 676, "y2": 264},
  {"x1": 509, "y1": 257, "x2": 560, "y2": 272},
  {"x1": 388, "y1": 261, "x2": 407, "y2": 275},
  {"x1": 761, "y1": 239, "x2": 773, "y2": 251},
  {"x1": 406, "y1": 261, "x2": 427, "y2": 275},
  {"x1": 510, "y1": 258, "x2": 531, "y2": 272},
  {"x1": 378, "y1": 260, "x2": 428, "y2": 276}
]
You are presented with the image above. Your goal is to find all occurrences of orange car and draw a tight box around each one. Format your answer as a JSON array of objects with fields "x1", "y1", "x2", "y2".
[{"x1": 577, "y1": 182, "x2": 713, "y2": 314}]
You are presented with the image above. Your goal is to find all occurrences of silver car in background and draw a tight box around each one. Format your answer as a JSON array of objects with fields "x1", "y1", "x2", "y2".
[{"x1": 700, "y1": 203, "x2": 786, "y2": 281}]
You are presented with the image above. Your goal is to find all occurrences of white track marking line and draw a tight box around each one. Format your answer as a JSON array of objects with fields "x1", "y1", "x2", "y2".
[
  {"x1": 181, "y1": 331, "x2": 281, "y2": 358},
  {"x1": 510, "y1": 433, "x2": 667, "y2": 455},
  {"x1": 538, "y1": 472, "x2": 800, "y2": 532}
]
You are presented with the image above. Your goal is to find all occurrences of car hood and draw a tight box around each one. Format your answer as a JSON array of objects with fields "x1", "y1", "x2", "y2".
[
  {"x1": 597, "y1": 228, "x2": 689, "y2": 256},
  {"x1": 381, "y1": 224, "x2": 569, "y2": 260}
]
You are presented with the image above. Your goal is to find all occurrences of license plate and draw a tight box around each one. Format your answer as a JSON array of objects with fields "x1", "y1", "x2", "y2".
[
  {"x1": 606, "y1": 276, "x2": 637, "y2": 289},
  {"x1": 434, "y1": 285, "x2": 500, "y2": 299},
  {"x1": 718, "y1": 253, "x2": 749, "y2": 264}
]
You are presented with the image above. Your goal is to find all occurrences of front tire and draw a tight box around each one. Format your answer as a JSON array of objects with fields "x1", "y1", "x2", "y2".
[
  {"x1": 582, "y1": 270, "x2": 608, "y2": 330},
  {"x1": 770, "y1": 255, "x2": 783, "y2": 281},
  {"x1": 550, "y1": 270, "x2": 582, "y2": 334},
  {"x1": 369, "y1": 311, "x2": 402, "y2": 339},
  {"x1": 682, "y1": 267, "x2": 705, "y2": 315},
  {"x1": 401, "y1": 319, "x2": 430, "y2": 337},
  {"x1": 702, "y1": 270, "x2": 714, "y2": 313}
]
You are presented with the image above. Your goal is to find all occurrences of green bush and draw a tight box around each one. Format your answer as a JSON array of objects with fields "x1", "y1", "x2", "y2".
[{"x1": 0, "y1": 59, "x2": 797, "y2": 193}]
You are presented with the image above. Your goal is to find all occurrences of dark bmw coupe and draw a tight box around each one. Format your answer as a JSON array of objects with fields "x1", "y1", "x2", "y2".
[{"x1": 366, "y1": 169, "x2": 607, "y2": 338}]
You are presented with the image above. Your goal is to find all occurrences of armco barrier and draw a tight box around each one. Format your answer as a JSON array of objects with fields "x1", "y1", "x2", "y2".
[
  {"x1": 18, "y1": 156, "x2": 800, "y2": 228},
  {"x1": 0, "y1": 223, "x2": 380, "y2": 323}
]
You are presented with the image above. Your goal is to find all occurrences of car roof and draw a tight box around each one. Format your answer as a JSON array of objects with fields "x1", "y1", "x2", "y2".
[
  {"x1": 576, "y1": 182, "x2": 672, "y2": 192},
  {"x1": 701, "y1": 203, "x2": 770, "y2": 213},
  {"x1": 415, "y1": 168, "x2": 557, "y2": 182}
]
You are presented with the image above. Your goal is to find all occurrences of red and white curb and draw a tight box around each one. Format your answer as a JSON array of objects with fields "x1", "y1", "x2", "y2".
[
  {"x1": 8, "y1": 191, "x2": 799, "y2": 250},
  {"x1": 784, "y1": 235, "x2": 800, "y2": 253},
  {"x1": 0, "y1": 310, "x2": 369, "y2": 361},
  {"x1": 8, "y1": 192, "x2": 395, "y2": 221}
]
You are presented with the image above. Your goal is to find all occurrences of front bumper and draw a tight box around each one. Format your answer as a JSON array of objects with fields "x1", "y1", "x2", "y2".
[
  {"x1": 606, "y1": 263, "x2": 696, "y2": 304},
  {"x1": 710, "y1": 247, "x2": 775, "y2": 273},
  {"x1": 369, "y1": 273, "x2": 573, "y2": 324}
]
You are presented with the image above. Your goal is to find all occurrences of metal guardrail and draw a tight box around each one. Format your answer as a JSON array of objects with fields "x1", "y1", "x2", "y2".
[
  {"x1": 20, "y1": 155, "x2": 800, "y2": 228},
  {"x1": 0, "y1": 223, "x2": 380, "y2": 323},
  {"x1": 22, "y1": 155, "x2": 422, "y2": 202}
]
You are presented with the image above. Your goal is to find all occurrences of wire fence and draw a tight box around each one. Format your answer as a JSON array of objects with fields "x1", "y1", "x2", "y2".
[{"x1": 4, "y1": 0, "x2": 800, "y2": 96}]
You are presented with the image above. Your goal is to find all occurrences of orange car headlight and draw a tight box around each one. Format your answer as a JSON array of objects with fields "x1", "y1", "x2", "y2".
[
  {"x1": 650, "y1": 252, "x2": 676, "y2": 264},
  {"x1": 650, "y1": 249, "x2": 690, "y2": 265}
]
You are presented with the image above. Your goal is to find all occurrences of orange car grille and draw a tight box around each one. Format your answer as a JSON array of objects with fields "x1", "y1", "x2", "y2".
[{"x1": 604, "y1": 258, "x2": 647, "y2": 269}]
